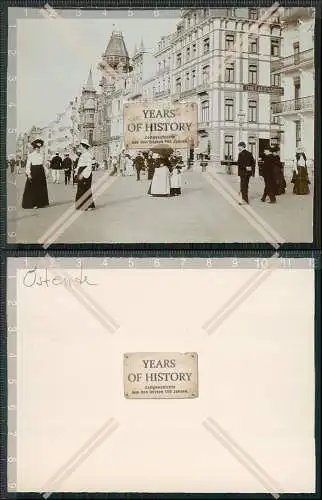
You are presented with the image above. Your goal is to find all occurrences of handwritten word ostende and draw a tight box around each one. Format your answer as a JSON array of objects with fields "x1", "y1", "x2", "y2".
[{"x1": 23, "y1": 266, "x2": 98, "y2": 288}]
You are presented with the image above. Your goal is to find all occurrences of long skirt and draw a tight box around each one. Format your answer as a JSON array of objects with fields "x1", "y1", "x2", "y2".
[
  {"x1": 148, "y1": 167, "x2": 170, "y2": 197},
  {"x1": 22, "y1": 165, "x2": 49, "y2": 209},
  {"x1": 291, "y1": 166, "x2": 310, "y2": 195},
  {"x1": 75, "y1": 177, "x2": 95, "y2": 210}
]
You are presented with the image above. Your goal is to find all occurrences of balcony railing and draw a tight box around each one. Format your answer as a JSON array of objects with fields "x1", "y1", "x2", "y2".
[
  {"x1": 272, "y1": 96, "x2": 314, "y2": 114},
  {"x1": 154, "y1": 89, "x2": 171, "y2": 98},
  {"x1": 271, "y1": 48, "x2": 314, "y2": 72}
]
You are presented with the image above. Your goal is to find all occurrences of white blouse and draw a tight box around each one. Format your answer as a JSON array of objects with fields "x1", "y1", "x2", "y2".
[
  {"x1": 26, "y1": 151, "x2": 43, "y2": 176},
  {"x1": 76, "y1": 151, "x2": 92, "y2": 179}
]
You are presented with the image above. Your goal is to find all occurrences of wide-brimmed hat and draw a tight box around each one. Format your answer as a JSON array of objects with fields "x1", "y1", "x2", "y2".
[
  {"x1": 80, "y1": 139, "x2": 90, "y2": 148},
  {"x1": 31, "y1": 138, "x2": 44, "y2": 148}
]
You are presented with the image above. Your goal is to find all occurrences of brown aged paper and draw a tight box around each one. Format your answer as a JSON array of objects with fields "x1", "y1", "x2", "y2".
[
  {"x1": 123, "y1": 101, "x2": 198, "y2": 149},
  {"x1": 123, "y1": 352, "x2": 198, "y2": 399}
]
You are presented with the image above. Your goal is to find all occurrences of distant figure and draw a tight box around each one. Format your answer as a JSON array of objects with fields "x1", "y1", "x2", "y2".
[
  {"x1": 22, "y1": 138, "x2": 49, "y2": 209},
  {"x1": 125, "y1": 154, "x2": 135, "y2": 176},
  {"x1": 74, "y1": 139, "x2": 95, "y2": 211},
  {"x1": 200, "y1": 154, "x2": 208, "y2": 173},
  {"x1": 50, "y1": 152, "x2": 63, "y2": 183},
  {"x1": 119, "y1": 151, "x2": 126, "y2": 177},
  {"x1": 237, "y1": 141, "x2": 255, "y2": 205},
  {"x1": 62, "y1": 153, "x2": 73, "y2": 185},
  {"x1": 291, "y1": 147, "x2": 310, "y2": 195},
  {"x1": 133, "y1": 152, "x2": 145, "y2": 181},
  {"x1": 261, "y1": 148, "x2": 277, "y2": 204},
  {"x1": 147, "y1": 152, "x2": 155, "y2": 180},
  {"x1": 9, "y1": 156, "x2": 15, "y2": 174},
  {"x1": 110, "y1": 155, "x2": 118, "y2": 176},
  {"x1": 170, "y1": 158, "x2": 185, "y2": 196}
]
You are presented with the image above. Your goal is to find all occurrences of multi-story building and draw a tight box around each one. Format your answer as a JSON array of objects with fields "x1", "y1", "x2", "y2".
[
  {"x1": 153, "y1": 7, "x2": 283, "y2": 169},
  {"x1": 79, "y1": 69, "x2": 97, "y2": 146},
  {"x1": 46, "y1": 100, "x2": 79, "y2": 161},
  {"x1": 271, "y1": 6, "x2": 314, "y2": 176},
  {"x1": 93, "y1": 30, "x2": 133, "y2": 161}
]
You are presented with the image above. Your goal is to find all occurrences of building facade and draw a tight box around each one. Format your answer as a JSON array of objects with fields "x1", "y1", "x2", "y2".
[
  {"x1": 153, "y1": 8, "x2": 283, "y2": 169},
  {"x1": 271, "y1": 6, "x2": 314, "y2": 175},
  {"x1": 79, "y1": 69, "x2": 97, "y2": 147}
]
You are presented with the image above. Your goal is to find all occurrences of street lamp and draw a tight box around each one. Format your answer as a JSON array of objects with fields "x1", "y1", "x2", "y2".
[{"x1": 237, "y1": 112, "x2": 246, "y2": 144}]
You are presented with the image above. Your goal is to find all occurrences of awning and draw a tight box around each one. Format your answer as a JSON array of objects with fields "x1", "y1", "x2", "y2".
[{"x1": 194, "y1": 136, "x2": 209, "y2": 154}]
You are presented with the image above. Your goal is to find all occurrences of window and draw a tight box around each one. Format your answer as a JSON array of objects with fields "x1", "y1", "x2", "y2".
[
  {"x1": 249, "y1": 8, "x2": 258, "y2": 20},
  {"x1": 187, "y1": 47, "x2": 190, "y2": 60},
  {"x1": 163, "y1": 59, "x2": 166, "y2": 68},
  {"x1": 227, "y1": 8, "x2": 235, "y2": 17},
  {"x1": 118, "y1": 100, "x2": 121, "y2": 111},
  {"x1": 225, "y1": 98, "x2": 234, "y2": 121},
  {"x1": 225, "y1": 34, "x2": 235, "y2": 50},
  {"x1": 293, "y1": 41, "x2": 300, "y2": 64},
  {"x1": 202, "y1": 65, "x2": 210, "y2": 83},
  {"x1": 248, "y1": 136, "x2": 256, "y2": 157},
  {"x1": 248, "y1": 100, "x2": 257, "y2": 122},
  {"x1": 271, "y1": 105, "x2": 280, "y2": 124},
  {"x1": 176, "y1": 53, "x2": 182, "y2": 67},
  {"x1": 248, "y1": 64, "x2": 257, "y2": 84},
  {"x1": 294, "y1": 77, "x2": 301, "y2": 100},
  {"x1": 185, "y1": 72, "x2": 190, "y2": 89},
  {"x1": 295, "y1": 120, "x2": 301, "y2": 148},
  {"x1": 249, "y1": 37, "x2": 258, "y2": 54},
  {"x1": 271, "y1": 39, "x2": 280, "y2": 56},
  {"x1": 271, "y1": 73, "x2": 281, "y2": 87},
  {"x1": 88, "y1": 130, "x2": 93, "y2": 145},
  {"x1": 201, "y1": 100, "x2": 209, "y2": 122},
  {"x1": 168, "y1": 77, "x2": 171, "y2": 89},
  {"x1": 176, "y1": 77, "x2": 181, "y2": 93},
  {"x1": 225, "y1": 63, "x2": 234, "y2": 83},
  {"x1": 158, "y1": 62, "x2": 161, "y2": 72},
  {"x1": 224, "y1": 135, "x2": 234, "y2": 160},
  {"x1": 192, "y1": 43, "x2": 197, "y2": 57},
  {"x1": 203, "y1": 37, "x2": 210, "y2": 54},
  {"x1": 192, "y1": 69, "x2": 196, "y2": 87}
]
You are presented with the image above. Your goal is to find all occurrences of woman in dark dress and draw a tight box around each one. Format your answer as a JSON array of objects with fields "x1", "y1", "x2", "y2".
[
  {"x1": 22, "y1": 138, "x2": 49, "y2": 209},
  {"x1": 271, "y1": 148, "x2": 286, "y2": 195},
  {"x1": 75, "y1": 139, "x2": 95, "y2": 210},
  {"x1": 291, "y1": 148, "x2": 311, "y2": 195}
]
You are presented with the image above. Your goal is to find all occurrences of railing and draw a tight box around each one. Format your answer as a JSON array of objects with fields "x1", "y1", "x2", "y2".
[
  {"x1": 271, "y1": 48, "x2": 313, "y2": 71},
  {"x1": 154, "y1": 89, "x2": 171, "y2": 98},
  {"x1": 272, "y1": 96, "x2": 314, "y2": 114}
]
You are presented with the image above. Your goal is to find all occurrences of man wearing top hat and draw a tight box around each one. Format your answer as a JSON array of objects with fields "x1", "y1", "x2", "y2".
[
  {"x1": 74, "y1": 139, "x2": 95, "y2": 210},
  {"x1": 50, "y1": 152, "x2": 63, "y2": 184}
]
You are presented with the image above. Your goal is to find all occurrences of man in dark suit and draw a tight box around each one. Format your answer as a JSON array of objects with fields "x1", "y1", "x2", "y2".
[
  {"x1": 50, "y1": 152, "x2": 63, "y2": 184},
  {"x1": 62, "y1": 153, "x2": 73, "y2": 185},
  {"x1": 261, "y1": 148, "x2": 277, "y2": 203},
  {"x1": 237, "y1": 142, "x2": 255, "y2": 205},
  {"x1": 133, "y1": 152, "x2": 145, "y2": 181}
]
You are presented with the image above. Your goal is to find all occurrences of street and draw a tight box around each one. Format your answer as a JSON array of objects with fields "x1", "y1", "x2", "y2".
[{"x1": 10, "y1": 167, "x2": 313, "y2": 244}]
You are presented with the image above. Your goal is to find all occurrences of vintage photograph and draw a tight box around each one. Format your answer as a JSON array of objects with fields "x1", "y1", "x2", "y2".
[{"x1": 8, "y1": 7, "x2": 315, "y2": 244}]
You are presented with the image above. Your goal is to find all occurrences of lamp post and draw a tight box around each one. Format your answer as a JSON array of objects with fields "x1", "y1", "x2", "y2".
[{"x1": 237, "y1": 112, "x2": 246, "y2": 144}]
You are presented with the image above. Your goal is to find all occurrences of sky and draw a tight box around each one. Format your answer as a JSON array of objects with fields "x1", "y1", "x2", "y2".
[{"x1": 16, "y1": 11, "x2": 181, "y2": 133}]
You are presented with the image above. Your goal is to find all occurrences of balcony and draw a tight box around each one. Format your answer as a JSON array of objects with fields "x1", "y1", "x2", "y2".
[
  {"x1": 272, "y1": 96, "x2": 314, "y2": 114},
  {"x1": 154, "y1": 89, "x2": 171, "y2": 99},
  {"x1": 271, "y1": 48, "x2": 314, "y2": 72},
  {"x1": 156, "y1": 66, "x2": 171, "y2": 77}
]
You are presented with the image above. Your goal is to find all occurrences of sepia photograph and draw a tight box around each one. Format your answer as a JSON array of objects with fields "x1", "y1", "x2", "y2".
[{"x1": 7, "y1": 6, "x2": 315, "y2": 244}]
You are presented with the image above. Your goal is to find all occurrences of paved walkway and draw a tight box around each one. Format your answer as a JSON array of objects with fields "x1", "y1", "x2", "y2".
[{"x1": 10, "y1": 166, "x2": 313, "y2": 244}]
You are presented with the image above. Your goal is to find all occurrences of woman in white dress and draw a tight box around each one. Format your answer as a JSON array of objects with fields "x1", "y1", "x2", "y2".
[
  {"x1": 22, "y1": 138, "x2": 49, "y2": 209},
  {"x1": 148, "y1": 157, "x2": 171, "y2": 197},
  {"x1": 125, "y1": 154, "x2": 135, "y2": 176}
]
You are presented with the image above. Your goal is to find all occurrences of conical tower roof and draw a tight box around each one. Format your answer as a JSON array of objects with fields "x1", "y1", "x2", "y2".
[
  {"x1": 83, "y1": 68, "x2": 95, "y2": 92},
  {"x1": 104, "y1": 30, "x2": 129, "y2": 60}
]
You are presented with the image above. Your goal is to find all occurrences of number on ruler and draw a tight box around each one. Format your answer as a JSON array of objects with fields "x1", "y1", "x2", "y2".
[
  {"x1": 8, "y1": 50, "x2": 16, "y2": 56},
  {"x1": 154, "y1": 258, "x2": 160, "y2": 268},
  {"x1": 8, "y1": 75, "x2": 16, "y2": 82},
  {"x1": 102, "y1": 258, "x2": 109, "y2": 267},
  {"x1": 206, "y1": 259, "x2": 212, "y2": 268},
  {"x1": 128, "y1": 258, "x2": 134, "y2": 268},
  {"x1": 8, "y1": 456, "x2": 17, "y2": 463},
  {"x1": 181, "y1": 258, "x2": 186, "y2": 267},
  {"x1": 232, "y1": 258, "x2": 238, "y2": 267}
]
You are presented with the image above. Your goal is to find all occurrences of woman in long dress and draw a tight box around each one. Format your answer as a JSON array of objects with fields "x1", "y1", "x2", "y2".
[
  {"x1": 125, "y1": 155, "x2": 135, "y2": 176},
  {"x1": 75, "y1": 139, "x2": 95, "y2": 210},
  {"x1": 22, "y1": 138, "x2": 49, "y2": 209},
  {"x1": 147, "y1": 157, "x2": 171, "y2": 197},
  {"x1": 291, "y1": 148, "x2": 311, "y2": 195},
  {"x1": 170, "y1": 158, "x2": 186, "y2": 196}
]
